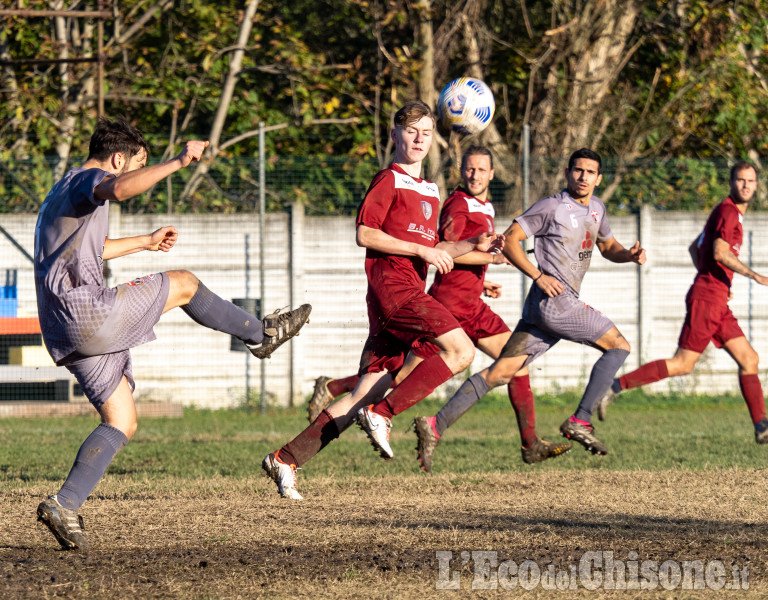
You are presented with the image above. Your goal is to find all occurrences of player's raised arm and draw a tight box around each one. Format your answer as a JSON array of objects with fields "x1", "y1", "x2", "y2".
[{"x1": 95, "y1": 141, "x2": 209, "y2": 203}]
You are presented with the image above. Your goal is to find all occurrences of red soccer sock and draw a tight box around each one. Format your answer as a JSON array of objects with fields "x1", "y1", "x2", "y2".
[
  {"x1": 618, "y1": 359, "x2": 669, "y2": 391},
  {"x1": 739, "y1": 374, "x2": 767, "y2": 424},
  {"x1": 372, "y1": 354, "x2": 454, "y2": 419},
  {"x1": 279, "y1": 409, "x2": 340, "y2": 468},
  {"x1": 508, "y1": 374, "x2": 538, "y2": 448},
  {"x1": 327, "y1": 375, "x2": 360, "y2": 398}
]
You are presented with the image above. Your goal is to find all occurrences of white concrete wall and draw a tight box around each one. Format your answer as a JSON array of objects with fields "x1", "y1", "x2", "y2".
[{"x1": 2, "y1": 206, "x2": 768, "y2": 408}]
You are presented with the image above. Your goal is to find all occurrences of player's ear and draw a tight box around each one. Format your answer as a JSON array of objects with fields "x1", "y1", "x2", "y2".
[
  {"x1": 111, "y1": 152, "x2": 124, "y2": 172},
  {"x1": 489, "y1": 168, "x2": 495, "y2": 182},
  {"x1": 596, "y1": 173, "x2": 603, "y2": 186}
]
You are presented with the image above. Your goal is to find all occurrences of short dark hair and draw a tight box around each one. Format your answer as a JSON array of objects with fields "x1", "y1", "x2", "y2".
[
  {"x1": 730, "y1": 160, "x2": 758, "y2": 181},
  {"x1": 88, "y1": 117, "x2": 149, "y2": 162},
  {"x1": 461, "y1": 145, "x2": 493, "y2": 170},
  {"x1": 393, "y1": 100, "x2": 434, "y2": 128},
  {"x1": 567, "y1": 148, "x2": 602, "y2": 173}
]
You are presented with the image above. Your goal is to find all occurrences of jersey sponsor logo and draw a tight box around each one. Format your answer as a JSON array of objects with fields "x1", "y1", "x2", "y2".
[
  {"x1": 421, "y1": 200, "x2": 433, "y2": 220},
  {"x1": 392, "y1": 170, "x2": 440, "y2": 199},
  {"x1": 579, "y1": 231, "x2": 593, "y2": 262},
  {"x1": 407, "y1": 222, "x2": 437, "y2": 241}
]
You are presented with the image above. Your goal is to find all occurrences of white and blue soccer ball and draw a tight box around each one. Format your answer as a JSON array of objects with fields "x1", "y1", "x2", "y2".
[{"x1": 437, "y1": 77, "x2": 495, "y2": 135}]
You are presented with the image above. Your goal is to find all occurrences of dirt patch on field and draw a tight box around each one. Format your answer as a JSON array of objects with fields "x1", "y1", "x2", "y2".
[{"x1": 2, "y1": 470, "x2": 767, "y2": 598}]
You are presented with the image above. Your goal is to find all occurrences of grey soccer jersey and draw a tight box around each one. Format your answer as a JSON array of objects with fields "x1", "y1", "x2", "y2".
[
  {"x1": 34, "y1": 167, "x2": 161, "y2": 363},
  {"x1": 515, "y1": 190, "x2": 613, "y2": 296}
]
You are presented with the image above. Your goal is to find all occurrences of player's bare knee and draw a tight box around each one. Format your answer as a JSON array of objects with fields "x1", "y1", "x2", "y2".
[{"x1": 740, "y1": 351, "x2": 759, "y2": 373}]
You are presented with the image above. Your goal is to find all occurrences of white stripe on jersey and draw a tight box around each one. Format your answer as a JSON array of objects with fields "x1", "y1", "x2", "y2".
[
  {"x1": 463, "y1": 195, "x2": 495, "y2": 217},
  {"x1": 392, "y1": 169, "x2": 440, "y2": 199}
]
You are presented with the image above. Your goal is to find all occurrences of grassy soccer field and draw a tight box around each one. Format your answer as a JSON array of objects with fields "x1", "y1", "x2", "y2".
[{"x1": 1, "y1": 391, "x2": 767, "y2": 598}]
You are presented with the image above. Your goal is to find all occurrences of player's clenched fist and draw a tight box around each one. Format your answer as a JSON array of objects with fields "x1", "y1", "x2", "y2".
[
  {"x1": 474, "y1": 231, "x2": 505, "y2": 254},
  {"x1": 148, "y1": 226, "x2": 179, "y2": 252},
  {"x1": 177, "y1": 140, "x2": 210, "y2": 168},
  {"x1": 423, "y1": 247, "x2": 455, "y2": 275}
]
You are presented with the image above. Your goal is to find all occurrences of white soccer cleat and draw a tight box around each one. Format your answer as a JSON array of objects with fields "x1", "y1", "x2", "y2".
[
  {"x1": 262, "y1": 453, "x2": 303, "y2": 500},
  {"x1": 357, "y1": 405, "x2": 393, "y2": 460}
]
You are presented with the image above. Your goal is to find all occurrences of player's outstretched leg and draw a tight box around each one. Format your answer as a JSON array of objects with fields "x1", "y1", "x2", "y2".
[
  {"x1": 357, "y1": 405, "x2": 393, "y2": 459},
  {"x1": 413, "y1": 416, "x2": 440, "y2": 473},
  {"x1": 262, "y1": 452, "x2": 303, "y2": 500},
  {"x1": 560, "y1": 416, "x2": 608, "y2": 456},
  {"x1": 247, "y1": 304, "x2": 312, "y2": 359},
  {"x1": 37, "y1": 495, "x2": 89, "y2": 551},
  {"x1": 755, "y1": 419, "x2": 768, "y2": 444},
  {"x1": 596, "y1": 383, "x2": 620, "y2": 421},
  {"x1": 521, "y1": 438, "x2": 572, "y2": 464}
]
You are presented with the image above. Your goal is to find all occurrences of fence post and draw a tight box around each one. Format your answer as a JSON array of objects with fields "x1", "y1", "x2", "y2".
[
  {"x1": 637, "y1": 204, "x2": 653, "y2": 366},
  {"x1": 290, "y1": 202, "x2": 306, "y2": 407}
]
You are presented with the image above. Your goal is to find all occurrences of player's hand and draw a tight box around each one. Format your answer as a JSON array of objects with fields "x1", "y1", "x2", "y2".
[
  {"x1": 483, "y1": 280, "x2": 502, "y2": 298},
  {"x1": 422, "y1": 247, "x2": 454, "y2": 274},
  {"x1": 628, "y1": 241, "x2": 646, "y2": 265},
  {"x1": 176, "y1": 140, "x2": 210, "y2": 168},
  {"x1": 492, "y1": 252, "x2": 511, "y2": 265},
  {"x1": 148, "y1": 226, "x2": 178, "y2": 252},
  {"x1": 753, "y1": 273, "x2": 768, "y2": 286},
  {"x1": 475, "y1": 232, "x2": 505, "y2": 254},
  {"x1": 536, "y1": 273, "x2": 563, "y2": 298}
]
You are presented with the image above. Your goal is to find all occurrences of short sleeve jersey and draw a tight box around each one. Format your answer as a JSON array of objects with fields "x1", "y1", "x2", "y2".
[
  {"x1": 515, "y1": 190, "x2": 613, "y2": 297},
  {"x1": 34, "y1": 167, "x2": 115, "y2": 362},
  {"x1": 691, "y1": 197, "x2": 743, "y2": 302},
  {"x1": 428, "y1": 189, "x2": 495, "y2": 312},
  {"x1": 356, "y1": 163, "x2": 441, "y2": 322}
]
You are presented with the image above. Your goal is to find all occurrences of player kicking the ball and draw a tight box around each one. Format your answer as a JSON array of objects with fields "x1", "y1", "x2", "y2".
[
  {"x1": 34, "y1": 118, "x2": 311, "y2": 550},
  {"x1": 597, "y1": 161, "x2": 768, "y2": 444},
  {"x1": 262, "y1": 101, "x2": 503, "y2": 499}
]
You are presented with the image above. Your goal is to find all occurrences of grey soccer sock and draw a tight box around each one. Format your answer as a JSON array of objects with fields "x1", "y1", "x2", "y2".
[
  {"x1": 435, "y1": 373, "x2": 490, "y2": 436},
  {"x1": 574, "y1": 348, "x2": 630, "y2": 422},
  {"x1": 57, "y1": 423, "x2": 129, "y2": 510},
  {"x1": 182, "y1": 282, "x2": 263, "y2": 345}
]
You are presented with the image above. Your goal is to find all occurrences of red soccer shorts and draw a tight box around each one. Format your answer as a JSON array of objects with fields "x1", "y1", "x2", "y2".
[
  {"x1": 678, "y1": 293, "x2": 745, "y2": 353},
  {"x1": 359, "y1": 293, "x2": 460, "y2": 375}
]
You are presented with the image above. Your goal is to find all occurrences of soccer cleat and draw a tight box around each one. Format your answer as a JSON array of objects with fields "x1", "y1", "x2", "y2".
[
  {"x1": 560, "y1": 417, "x2": 609, "y2": 456},
  {"x1": 307, "y1": 376, "x2": 334, "y2": 423},
  {"x1": 37, "y1": 495, "x2": 89, "y2": 551},
  {"x1": 596, "y1": 388, "x2": 618, "y2": 421},
  {"x1": 262, "y1": 453, "x2": 303, "y2": 500},
  {"x1": 755, "y1": 419, "x2": 768, "y2": 444},
  {"x1": 246, "y1": 304, "x2": 312, "y2": 360},
  {"x1": 357, "y1": 405, "x2": 393, "y2": 460},
  {"x1": 413, "y1": 416, "x2": 440, "y2": 473},
  {"x1": 521, "y1": 438, "x2": 572, "y2": 464}
]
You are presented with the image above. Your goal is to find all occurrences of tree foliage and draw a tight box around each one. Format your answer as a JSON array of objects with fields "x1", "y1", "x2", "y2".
[{"x1": 1, "y1": 0, "x2": 767, "y2": 215}]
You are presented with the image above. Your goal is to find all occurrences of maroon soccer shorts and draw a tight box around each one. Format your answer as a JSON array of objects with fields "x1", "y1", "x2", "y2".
[
  {"x1": 678, "y1": 295, "x2": 745, "y2": 353},
  {"x1": 359, "y1": 293, "x2": 460, "y2": 374}
]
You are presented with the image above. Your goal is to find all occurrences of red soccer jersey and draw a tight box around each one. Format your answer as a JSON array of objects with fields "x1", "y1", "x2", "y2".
[
  {"x1": 356, "y1": 163, "x2": 441, "y2": 327},
  {"x1": 691, "y1": 196, "x2": 743, "y2": 302},
  {"x1": 428, "y1": 189, "x2": 495, "y2": 318}
]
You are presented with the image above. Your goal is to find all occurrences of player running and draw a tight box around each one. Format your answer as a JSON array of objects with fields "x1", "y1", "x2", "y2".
[
  {"x1": 597, "y1": 161, "x2": 768, "y2": 443},
  {"x1": 34, "y1": 118, "x2": 311, "y2": 550},
  {"x1": 262, "y1": 101, "x2": 503, "y2": 499},
  {"x1": 421, "y1": 148, "x2": 645, "y2": 460},
  {"x1": 308, "y1": 145, "x2": 571, "y2": 471}
]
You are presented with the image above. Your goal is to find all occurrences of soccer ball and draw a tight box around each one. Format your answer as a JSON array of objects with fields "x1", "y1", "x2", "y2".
[{"x1": 437, "y1": 77, "x2": 495, "y2": 135}]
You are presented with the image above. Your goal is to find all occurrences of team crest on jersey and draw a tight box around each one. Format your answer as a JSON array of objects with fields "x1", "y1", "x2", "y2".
[
  {"x1": 565, "y1": 203, "x2": 573, "y2": 210},
  {"x1": 421, "y1": 200, "x2": 433, "y2": 220},
  {"x1": 590, "y1": 210, "x2": 600, "y2": 223},
  {"x1": 127, "y1": 273, "x2": 157, "y2": 286}
]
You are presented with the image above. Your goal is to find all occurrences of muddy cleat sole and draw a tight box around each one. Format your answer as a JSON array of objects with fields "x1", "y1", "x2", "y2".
[
  {"x1": 262, "y1": 453, "x2": 303, "y2": 500},
  {"x1": 37, "y1": 495, "x2": 89, "y2": 551},
  {"x1": 596, "y1": 388, "x2": 617, "y2": 422},
  {"x1": 308, "y1": 376, "x2": 334, "y2": 423},
  {"x1": 521, "y1": 438, "x2": 572, "y2": 464},
  {"x1": 247, "y1": 304, "x2": 312, "y2": 360},
  {"x1": 560, "y1": 418, "x2": 609, "y2": 456},
  {"x1": 357, "y1": 405, "x2": 393, "y2": 460},
  {"x1": 755, "y1": 419, "x2": 768, "y2": 444},
  {"x1": 413, "y1": 416, "x2": 440, "y2": 473}
]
